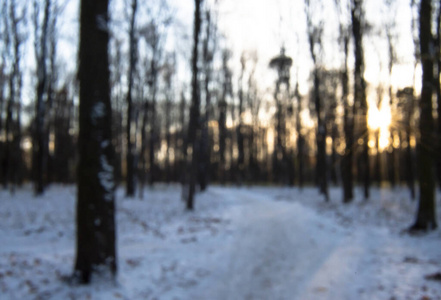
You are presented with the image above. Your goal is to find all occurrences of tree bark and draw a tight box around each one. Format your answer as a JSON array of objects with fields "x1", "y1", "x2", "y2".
[
  {"x1": 237, "y1": 55, "x2": 246, "y2": 185},
  {"x1": 294, "y1": 83, "x2": 305, "y2": 189},
  {"x1": 4, "y1": 0, "x2": 25, "y2": 191},
  {"x1": 218, "y1": 51, "x2": 230, "y2": 184},
  {"x1": 125, "y1": 0, "x2": 137, "y2": 197},
  {"x1": 411, "y1": 0, "x2": 438, "y2": 231},
  {"x1": 199, "y1": 10, "x2": 214, "y2": 191},
  {"x1": 33, "y1": 0, "x2": 51, "y2": 196},
  {"x1": 435, "y1": 0, "x2": 441, "y2": 189},
  {"x1": 74, "y1": 0, "x2": 117, "y2": 283},
  {"x1": 185, "y1": 0, "x2": 202, "y2": 210},
  {"x1": 351, "y1": 0, "x2": 369, "y2": 199},
  {"x1": 339, "y1": 28, "x2": 354, "y2": 203}
]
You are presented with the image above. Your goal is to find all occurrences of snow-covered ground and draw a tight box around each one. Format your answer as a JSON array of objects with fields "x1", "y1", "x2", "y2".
[{"x1": 0, "y1": 184, "x2": 440, "y2": 299}]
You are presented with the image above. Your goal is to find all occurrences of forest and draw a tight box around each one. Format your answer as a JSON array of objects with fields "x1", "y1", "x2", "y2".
[{"x1": 0, "y1": 0, "x2": 440, "y2": 298}]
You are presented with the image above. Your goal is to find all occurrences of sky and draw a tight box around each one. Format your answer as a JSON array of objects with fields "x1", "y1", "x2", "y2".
[
  {"x1": 21, "y1": 0, "x2": 418, "y2": 114},
  {"x1": 167, "y1": 0, "x2": 418, "y2": 107}
]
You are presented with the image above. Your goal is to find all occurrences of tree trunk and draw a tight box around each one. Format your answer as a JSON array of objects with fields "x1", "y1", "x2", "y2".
[
  {"x1": 351, "y1": 0, "x2": 369, "y2": 200},
  {"x1": 74, "y1": 0, "x2": 117, "y2": 283},
  {"x1": 125, "y1": 0, "x2": 137, "y2": 197},
  {"x1": 374, "y1": 129, "x2": 381, "y2": 185},
  {"x1": 294, "y1": 83, "x2": 304, "y2": 189},
  {"x1": 138, "y1": 102, "x2": 148, "y2": 199},
  {"x1": 411, "y1": 0, "x2": 438, "y2": 231},
  {"x1": 435, "y1": 0, "x2": 441, "y2": 189},
  {"x1": 340, "y1": 28, "x2": 354, "y2": 203},
  {"x1": 218, "y1": 52, "x2": 229, "y2": 184},
  {"x1": 313, "y1": 69, "x2": 328, "y2": 200},
  {"x1": 148, "y1": 88, "x2": 157, "y2": 186},
  {"x1": 185, "y1": 0, "x2": 202, "y2": 210},
  {"x1": 33, "y1": 0, "x2": 51, "y2": 196},
  {"x1": 237, "y1": 56, "x2": 245, "y2": 185},
  {"x1": 199, "y1": 10, "x2": 213, "y2": 191},
  {"x1": 4, "y1": 1, "x2": 25, "y2": 191}
]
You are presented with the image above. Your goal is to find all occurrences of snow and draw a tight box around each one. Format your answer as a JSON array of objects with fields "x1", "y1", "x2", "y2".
[
  {"x1": 0, "y1": 184, "x2": 440, "y2": 299},
  {"x1": 96, "y1": 14, "x2": 109, "y2": 32},
  {"x1": 98, "y1": 154, "x2": 114, "y2": 201},
  {"x1": 92, "y1": 102, "x2": 106, "y2": 123}
]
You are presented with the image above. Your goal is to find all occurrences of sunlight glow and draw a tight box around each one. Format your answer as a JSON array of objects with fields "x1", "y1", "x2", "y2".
[
  {"x1": 368, "y1": 103, "x2": 392, "y2": 151},
  {"x1": 368, "y1": 105, "x2": 391, "y2": 131},
  {"x1": 378, "y1": 128, "x2": 391, "y2": 151},
  {"x1": 267, "y1": 128, "x2": 274, "y2": 153}
]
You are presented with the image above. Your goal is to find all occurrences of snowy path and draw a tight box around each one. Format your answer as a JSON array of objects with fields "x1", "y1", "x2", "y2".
[
  {"x1": 192, "y1": 189, "x2": 345, "y2": 300},
  {"x1": 1, "y1": 186, "x2": 440, "y2": 299},
  {"x1": 184, "y1": 188, "x2": 441, "y2": 300}
]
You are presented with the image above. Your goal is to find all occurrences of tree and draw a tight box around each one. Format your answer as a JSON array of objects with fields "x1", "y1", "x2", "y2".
[
  {"x1": 32, "y1": 0, "x2": 51, "y2": 195},
  {"x1": 237, "y1": 53, "x2": 246, "y2": 184},
  {"x1": 410, "y1": 0, "x2": 437, "y2": 231},
  {"x1": 305, "y1": 0, "x2": 328, "y2": 200},
  {"x1": 125, "y1": 0, "x2": 138, "y2": 197},
  {"x1": 351, "y1": 0, "x2": 369, "y2": 199},
  {"x1": 385, "y1": 0, "x2": 399, "y2": 188},
  {"x1": 246, "y1": 52, "x2": 260, "y2": 183},
  {"x1": 185, "y1": 0, "x2": 202, "y2": 210},
  {"x1": 218, "y1": 49, "x2": 232, "y2": 184},
  {"x1": 162, "y1": 53, "x2": 176, "y2": 183},
  {"x1": 199, "y1": 8, "x2": 217, "y2": 190},
  {"x1": 269, "y1": 48, "x2": 292, "y2": 185},
  {"x1": 52, "y1": 86, "x2": 74, "y2": 183},
  {"x1": 294, "y1": 81, "x2": 305, "y2": 189},
  {"x1": 335, "y1": 0, "x2": 354, "y2": 203},
  {"x1": 3, "y1": 0, "x2": 26, "y2": 191},
  {"x1": 138, "y1": 2, "x2": 172, "y2": 192},
  {"x1": 396, "y1": 87, "x2": 415, "y2": 199},
  {"x1": 110, "y1": 37, "x2": 124, "y2": 185},
  {"x1": 435, "y1": 0, "x2": 441, "y2": 189},
  {"x1": 341, "y1": 53, "x2": 353, "y2": 202},
  {"x1": 74, "y1": 0, "x2": 117, "y2": 283}
]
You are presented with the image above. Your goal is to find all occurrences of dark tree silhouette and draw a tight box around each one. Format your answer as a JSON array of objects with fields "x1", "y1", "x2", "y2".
[
  {"x1": 125, "y1": 0, "x2": 138, "y2": 197},
  {"x1": 237, "y1": 54, "x2": 246, "y2": 184},
  {"x1": 351, "y1": 0, "x2": 369, "y2": 199},
  {"x1": 269, "y1": 48, "x2": 292, "y2": 185},
  {"x1": 3, "y1": 0, "x2": 26, "y2": 192},
  {"x1": 32, "y1": 0, "x2": 51, "y2": 195},
  {"x1": 178, "y1": 90, "x2": 188, "y2": 182},
  {"x1": 411, "y1": 0, "x2": 437, "y2": 231},
  {"x1": 52, "y1": 86, "x2": 74, "y2": 184},
  {"x1": 246, "y1": 53, "x2": 260, "y2": 183},
  {"x1": 294, "y1": 81, "x2": 305, "y2": 189},
  {"x1": 218, "y1": 49, "x2": 232, "y2": 184},
  {"x1": 385, "y1": 0, "x2": 399, "y2": 188},
  {"x1": 185, "y1": 0, "x2": 202, "y2": 210},
  {"x1": 305, "y1": 0, "x2": 328, "y2": 200},
  {"x1": 110, "y1": 38, "x2": 124, "y2": 185},
  {"x1": 396, "y1": 87, "x2": 415, "y2": 199},
  {"x1": 373, "y1": 85, "x2": 384, "y2": 186},
  {"x1": 335, "y1": 0, "x2": 354, "y2": 203},
  {"x1": 199, "y1": 9, "x2": 216, "y2": 191},
  {"x1": 147, "y1": 29, "x2": 159, "y2": 188},
  {"x1": 162, "y1": 53, "x2": 176, "y2": 183},
  {"x1": 435, "y1": 0, "x2": 441, "y2": 189},
  {"x1": 138, "y1": 20, "x2": 162, "y2": 195},
  {"x1": 74, "y1": 0, "x2": 117, "y2": 283}
]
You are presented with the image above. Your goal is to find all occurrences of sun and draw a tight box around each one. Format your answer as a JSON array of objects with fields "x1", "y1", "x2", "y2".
[
  {"x1": 368, "y1": 104, "x2": 392, "y2": 151},
  {"x1": 368, "y1": 105, "x2": 391, "y2": 131}
]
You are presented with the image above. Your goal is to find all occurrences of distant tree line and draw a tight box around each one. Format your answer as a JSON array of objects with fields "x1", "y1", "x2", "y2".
[{"x1": 0, "y1": 0, "x2": 438, "y2": 235}]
